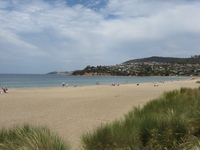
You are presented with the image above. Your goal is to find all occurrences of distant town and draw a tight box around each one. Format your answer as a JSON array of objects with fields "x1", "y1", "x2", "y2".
[{"x1": 72, "y1": 55, "x2": 200, "y2": 76}]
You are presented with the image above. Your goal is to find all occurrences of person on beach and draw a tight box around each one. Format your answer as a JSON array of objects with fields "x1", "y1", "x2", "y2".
[
  {"x1": 62, "y1": 82, "x2": 65, "y2": 87},
  {"x1": 2, "y1": 86, "x2": 8, "y2": 93}
]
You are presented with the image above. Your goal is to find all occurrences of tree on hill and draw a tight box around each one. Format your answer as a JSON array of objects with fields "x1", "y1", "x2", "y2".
[{"x1": 123, "y1": 55, "x2": 200, "y2": 64}]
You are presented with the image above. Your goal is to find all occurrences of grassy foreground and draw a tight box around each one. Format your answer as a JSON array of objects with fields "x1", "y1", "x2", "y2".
[
  {"x1": 82, "y1": 87, "x2": 200, "y2": 150},
  {"x1": 0, "y1": 124, "x2": 70, "y2": 150}
]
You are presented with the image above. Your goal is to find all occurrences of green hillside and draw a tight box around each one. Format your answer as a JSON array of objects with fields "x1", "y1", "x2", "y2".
[{"x1": 123, "y1": 55, "x2": 200, "y2": 64}]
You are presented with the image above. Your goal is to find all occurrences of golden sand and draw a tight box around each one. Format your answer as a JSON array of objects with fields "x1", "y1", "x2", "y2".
[{"x1": 0, "y1": 78, "x2": 199, "y2": 150}]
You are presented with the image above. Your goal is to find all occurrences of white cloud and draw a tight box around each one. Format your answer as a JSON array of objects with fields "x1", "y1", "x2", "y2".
[{"x1": 0, "y1": 0, "x2": 200, "y2": 73}]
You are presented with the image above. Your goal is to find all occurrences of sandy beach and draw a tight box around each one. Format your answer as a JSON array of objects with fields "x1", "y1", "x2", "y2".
[{"x1": 0, "y1": 78, "x2": 199, "y2": 150}]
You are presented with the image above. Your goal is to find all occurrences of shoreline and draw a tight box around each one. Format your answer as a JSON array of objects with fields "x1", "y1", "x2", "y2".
[
  {"x1": 5, "y1": 76, "x2": 193, "y2": 90},
  {"x1": 0, "y1": 78, "x2": 199, "y2": 150}
]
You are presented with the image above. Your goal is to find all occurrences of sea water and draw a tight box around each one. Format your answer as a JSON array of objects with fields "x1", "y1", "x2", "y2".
[{"x1": 0, "y1": 74, "x2": 188, "y2": 89}]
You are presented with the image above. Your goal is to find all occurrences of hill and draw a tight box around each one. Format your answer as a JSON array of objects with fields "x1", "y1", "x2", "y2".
[
  {"x1": 52, "y1": 55, "x2": 200, "y2": 76},
  {"x1": 123, "y1": 55, "x2": 200, "y2": 64},
  {"x1": 72, "y1": 55, "x2": 200, "y2": 76}
]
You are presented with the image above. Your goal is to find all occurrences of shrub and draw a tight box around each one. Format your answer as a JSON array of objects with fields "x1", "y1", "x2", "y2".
[{"x1": 0, "y1": 124, "x2": 70, "y2": 150}]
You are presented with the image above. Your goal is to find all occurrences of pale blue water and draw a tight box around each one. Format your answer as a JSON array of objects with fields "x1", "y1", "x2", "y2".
[{"x1": 0, "y1": 74, "x2": 188, "y2": 89}]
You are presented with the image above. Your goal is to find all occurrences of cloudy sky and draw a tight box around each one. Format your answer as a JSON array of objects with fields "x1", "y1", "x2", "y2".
[{"x1": 0, "y1": 0, "x2": 200, "y2": 74}]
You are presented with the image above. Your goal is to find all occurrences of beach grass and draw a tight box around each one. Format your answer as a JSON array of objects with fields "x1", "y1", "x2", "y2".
[
  {"x1": 81, "y1": 87, "x2": 200, "y2": 150},
  {"x1": 0, "y1": 124, "x2": 70, "y2": 150}
]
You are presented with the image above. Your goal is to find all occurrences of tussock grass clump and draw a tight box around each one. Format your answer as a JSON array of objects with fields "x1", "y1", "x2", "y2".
[
  {"x1": 82, "y1": 87, "x2": 200, "y2": 150},
  {"x1": 0, "y1": 124, "x2": 70, "y2": 150}
]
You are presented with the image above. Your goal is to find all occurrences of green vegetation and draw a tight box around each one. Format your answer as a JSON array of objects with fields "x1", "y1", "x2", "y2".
[
  {"x1": 81, "y1": 87, "x2": 200, "y2": 150},
  {"x1": 197, "y1": 81, "x2": 200, "y2": 84},
  {"x1": 0, "y1": 124, "x2": 70, "y2": 150},
  {"x1": 72, "y1": 55, "x2": 200, "y2": 76},
  {"x1": 72, "y1": 65, "x2": 129, "y2": 76},
  {"x1": 124, "y1": 55, "x2": 200, "y2": 64}
]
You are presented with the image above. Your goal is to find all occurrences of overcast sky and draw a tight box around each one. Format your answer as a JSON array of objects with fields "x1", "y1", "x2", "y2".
[{"x1": 0, "y1": 0, "x2": 200, "y2": 74}]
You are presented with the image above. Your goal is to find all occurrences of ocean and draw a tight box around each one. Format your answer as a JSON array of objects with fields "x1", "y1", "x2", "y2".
[{"x1": 0, "y1": 74, "x2": 188, "y2": 89}]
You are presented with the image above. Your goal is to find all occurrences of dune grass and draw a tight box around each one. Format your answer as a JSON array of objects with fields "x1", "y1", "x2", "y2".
[
  {"x1": 81, "y1": 87, "x2": 200, "y2": 150},
  {"x1": 0, "y1": 124, "x2": 70, "y2": 150}
]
